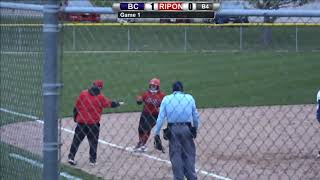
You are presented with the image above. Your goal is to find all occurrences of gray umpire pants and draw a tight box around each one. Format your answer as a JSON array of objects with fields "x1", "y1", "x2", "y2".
[{"x1": 169, "y1": 124, "x2": 197, "y2": 180}]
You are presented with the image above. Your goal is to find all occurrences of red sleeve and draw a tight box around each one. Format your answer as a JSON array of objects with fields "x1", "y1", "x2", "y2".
[{"x1": 99, "y1": 94, "x2": 112, "y2": 108}]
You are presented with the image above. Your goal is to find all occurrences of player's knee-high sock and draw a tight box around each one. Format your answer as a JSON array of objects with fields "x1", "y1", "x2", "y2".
[
  {"x1": 138, "y1": 132, "x2": 144, "y2": 144},
  {"x1": 141, "y1": 131, "x2": 151, "y2": 145}
]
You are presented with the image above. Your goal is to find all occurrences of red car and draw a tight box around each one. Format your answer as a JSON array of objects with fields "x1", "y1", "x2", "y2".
[
  {"x1": 66, "y1": 13, "x2": 101, "y2": 22},
  {"x1": 61, "y1": 0, "x2": 101, "y2": 22}
]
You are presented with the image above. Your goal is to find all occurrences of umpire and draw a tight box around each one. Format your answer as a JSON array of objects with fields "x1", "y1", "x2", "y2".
[
  {"x1": 68, "y1": 80, "x2": 121, "y2": 166},
  {"x1": 154, "y1": 81, "x2": 200, "y2": 180}
]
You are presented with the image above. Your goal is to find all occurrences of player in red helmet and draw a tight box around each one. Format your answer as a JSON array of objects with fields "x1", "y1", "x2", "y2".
[
  {"x1": 133, "y1": 78, "x2": 166, "y2": 152},
  {"x1": 149, "y1": 78, "x2": 160, "y2": 93}
]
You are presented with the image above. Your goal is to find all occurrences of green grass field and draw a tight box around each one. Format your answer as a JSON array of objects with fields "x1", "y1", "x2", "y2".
[
  {"x1": 61, "y1": 51, "x2": 320, "y2": 116},
  {"x1": 0, "y1": 143, "x2": 102, "y2": 180},
  {"x1": 1, "y1": 51, "x2": 319, "y2": 119}
]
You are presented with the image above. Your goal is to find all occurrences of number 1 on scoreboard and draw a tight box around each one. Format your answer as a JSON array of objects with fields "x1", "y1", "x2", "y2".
[{"x1": 145, "y1": 2, "x2": 155, "y2": 11}]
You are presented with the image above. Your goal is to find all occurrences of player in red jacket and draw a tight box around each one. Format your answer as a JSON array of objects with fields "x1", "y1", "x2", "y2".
[
  {"x1": 134, "y1": 78, "x2": 166, "y2": 152},
  {"x1": 68, "y1": 80, "x2": 121, "y2": 166}
]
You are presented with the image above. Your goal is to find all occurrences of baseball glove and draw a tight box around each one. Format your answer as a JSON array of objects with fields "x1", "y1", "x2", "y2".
[{"x1": 154, "y1": 135, "x2": 165, "y2": 153}]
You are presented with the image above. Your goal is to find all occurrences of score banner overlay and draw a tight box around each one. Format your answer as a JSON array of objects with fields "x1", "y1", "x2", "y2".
[{"x1": 118, "y1": 11, "x2": 215, "y2": 18}]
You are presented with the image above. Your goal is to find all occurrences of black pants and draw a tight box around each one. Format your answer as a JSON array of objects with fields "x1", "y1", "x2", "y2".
[
  {"x1": 68, "y1": 123, "x2": 100, "y2": 162},
  {"x1": 138, "y1": 113, "x2": 157, "y2": 145}
]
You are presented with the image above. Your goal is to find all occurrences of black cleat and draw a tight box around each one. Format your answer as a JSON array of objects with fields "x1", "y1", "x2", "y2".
[{"x1": 68, "y1": 158, "x2": 76, "y2": 165}]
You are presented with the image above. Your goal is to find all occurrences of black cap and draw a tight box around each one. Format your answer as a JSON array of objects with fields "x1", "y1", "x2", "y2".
[{"x1": 172, "y1": 81, "x2": 183, "y2": 92}]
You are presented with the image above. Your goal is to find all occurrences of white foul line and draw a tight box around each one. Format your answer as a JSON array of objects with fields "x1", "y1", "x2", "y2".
[
  {"x1": 0, "y1": 108, "x2": 38, "y2": 119},
  {"x1": 9, "y1": 153, "x2": 82, "y2": 180},
  {"x1": 1, "y1": 107, "x2": 232, "y2": 180}
]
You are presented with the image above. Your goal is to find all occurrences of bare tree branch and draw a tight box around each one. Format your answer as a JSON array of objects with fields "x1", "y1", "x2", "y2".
[{"x1": 248, "y1": 0, "x2": 313, "y2": 10}]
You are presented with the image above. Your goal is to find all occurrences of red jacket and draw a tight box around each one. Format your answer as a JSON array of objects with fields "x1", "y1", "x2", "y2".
[
  {"x1": 75, "y1": 90, "x2": 112, "y2": 125},
  {"x1": 141, "y1": 91, "x2": 166, "y2": 115}
]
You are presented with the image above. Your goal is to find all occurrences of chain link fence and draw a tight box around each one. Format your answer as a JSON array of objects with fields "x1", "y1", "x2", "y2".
[
  {"x1": 0, "y1": 8, "x2": 44, "y2": 180},
  {"x1": 62, "y1": 24, "x2": 320, "y2": 52},
  {"x1": 60, "y1": 7, "x2": 320, "y2": 178},
  {"x1": 1, "y1": 0, "x2": 320, "y2": 180}
]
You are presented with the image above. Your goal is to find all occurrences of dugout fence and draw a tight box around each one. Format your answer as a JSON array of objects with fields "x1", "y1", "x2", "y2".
[{"x1": 1, "y1": 1, "x2": 320, "y2": 180}]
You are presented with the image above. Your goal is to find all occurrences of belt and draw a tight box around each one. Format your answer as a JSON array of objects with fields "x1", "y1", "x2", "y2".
[
  {"x1": 168, "y1": 122, "x2": 191, "y2": 127},
  {"x1": 78, "y1": 122, "x2": 100, "y2": 126}
]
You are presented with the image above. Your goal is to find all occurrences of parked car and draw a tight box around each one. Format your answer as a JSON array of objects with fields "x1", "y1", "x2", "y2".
[
  {"x1": 61, "y1": 0, "x2": 101, "y2": 22},
  {"x1": 65, "y1": 13, "x2": 101, "y2": 22},
  {"x1": 214, "y1": 1, "x2": 249, "y2": 24},
  {"x1": 214, "y1": 15, "x2": 249, "y2": 24},
  {"x1": 160, "y1": 19, "x2": 192, "y2": 23}
]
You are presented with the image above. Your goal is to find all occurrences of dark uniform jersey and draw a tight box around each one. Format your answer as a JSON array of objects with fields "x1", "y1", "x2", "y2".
[{"x1": 141, "y1": 91, "x2": 166, "y2": 115}]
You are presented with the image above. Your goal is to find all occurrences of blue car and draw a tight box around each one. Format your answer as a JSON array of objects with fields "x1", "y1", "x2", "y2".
[
  {"x1": 214, "y1": 1, "x2": 249, "y2": 24},
  {"x1": 214, "y1": 15, "x2": 249, "y2": 24}
]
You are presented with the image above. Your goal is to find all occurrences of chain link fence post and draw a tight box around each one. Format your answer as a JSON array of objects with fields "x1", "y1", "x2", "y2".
[
  {"x1": 43, "y1": 0, "x2": 61, "y2": 179},
  {"x1": 128, "y1": 27, "x2": 131, "y2": 51},
  {"x1": 72, "y1": 25, "x2": 76, "y2": 50},
  {"x1": 295, "y1": 25, "x2": 299, "y2": 52},
  {"x1": 184, "y1": 26, "x2": 188, "y2": 52},
  {"x1": 240, "y1": 26, "x2": 243, "y2": 51}
]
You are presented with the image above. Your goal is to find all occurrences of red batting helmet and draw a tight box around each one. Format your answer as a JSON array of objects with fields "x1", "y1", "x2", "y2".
[
  {"x1": 149, "y1": 78, "x2": 160, "y2": 87},
  {"x1": 93, "y1": 80, "x2": 104, "y2": 89}
]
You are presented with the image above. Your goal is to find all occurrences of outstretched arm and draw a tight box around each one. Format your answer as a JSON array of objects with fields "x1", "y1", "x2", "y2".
[
  {"x1": 154, "y1": 98, "x2": 167, "y2": 135},
  {"x1": 317, "y1": 100, "x2": 320, "y2": 122},
  {"x1": 192, "y1": 98, "x2": 200, "y2": 129},
  {"x1": 111, "y1": 101, "x2": 120, "y2": 108},
  {"x1": 100, "y1": 95, "x2": 122, "y2": 108},
  {"x1": 136, "y1": 95, "x2": 143, "y2": 105}
]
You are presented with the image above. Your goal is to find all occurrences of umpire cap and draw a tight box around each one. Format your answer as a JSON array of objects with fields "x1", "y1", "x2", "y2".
[{"x1": 172, "y1": 81, "x2": 183, "y2": 92}]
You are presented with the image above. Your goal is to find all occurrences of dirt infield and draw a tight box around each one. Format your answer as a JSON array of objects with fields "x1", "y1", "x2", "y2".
[{"x1": 1, "y1": 105, "x2": 319, "y2": 180}]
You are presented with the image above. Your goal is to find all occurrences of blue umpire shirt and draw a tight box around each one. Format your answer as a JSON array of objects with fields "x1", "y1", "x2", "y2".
[
  {"x1": 317, "y1": 90, "x2": 320, "y2": 121},
  {"x1": 155, "y1": 91, "x2": 200, "y2": 135}
]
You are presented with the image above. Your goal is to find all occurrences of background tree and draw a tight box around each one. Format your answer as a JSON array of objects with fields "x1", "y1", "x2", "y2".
[{"x1": 248, "y1": 0, "x2": 312, "y2": 47}]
